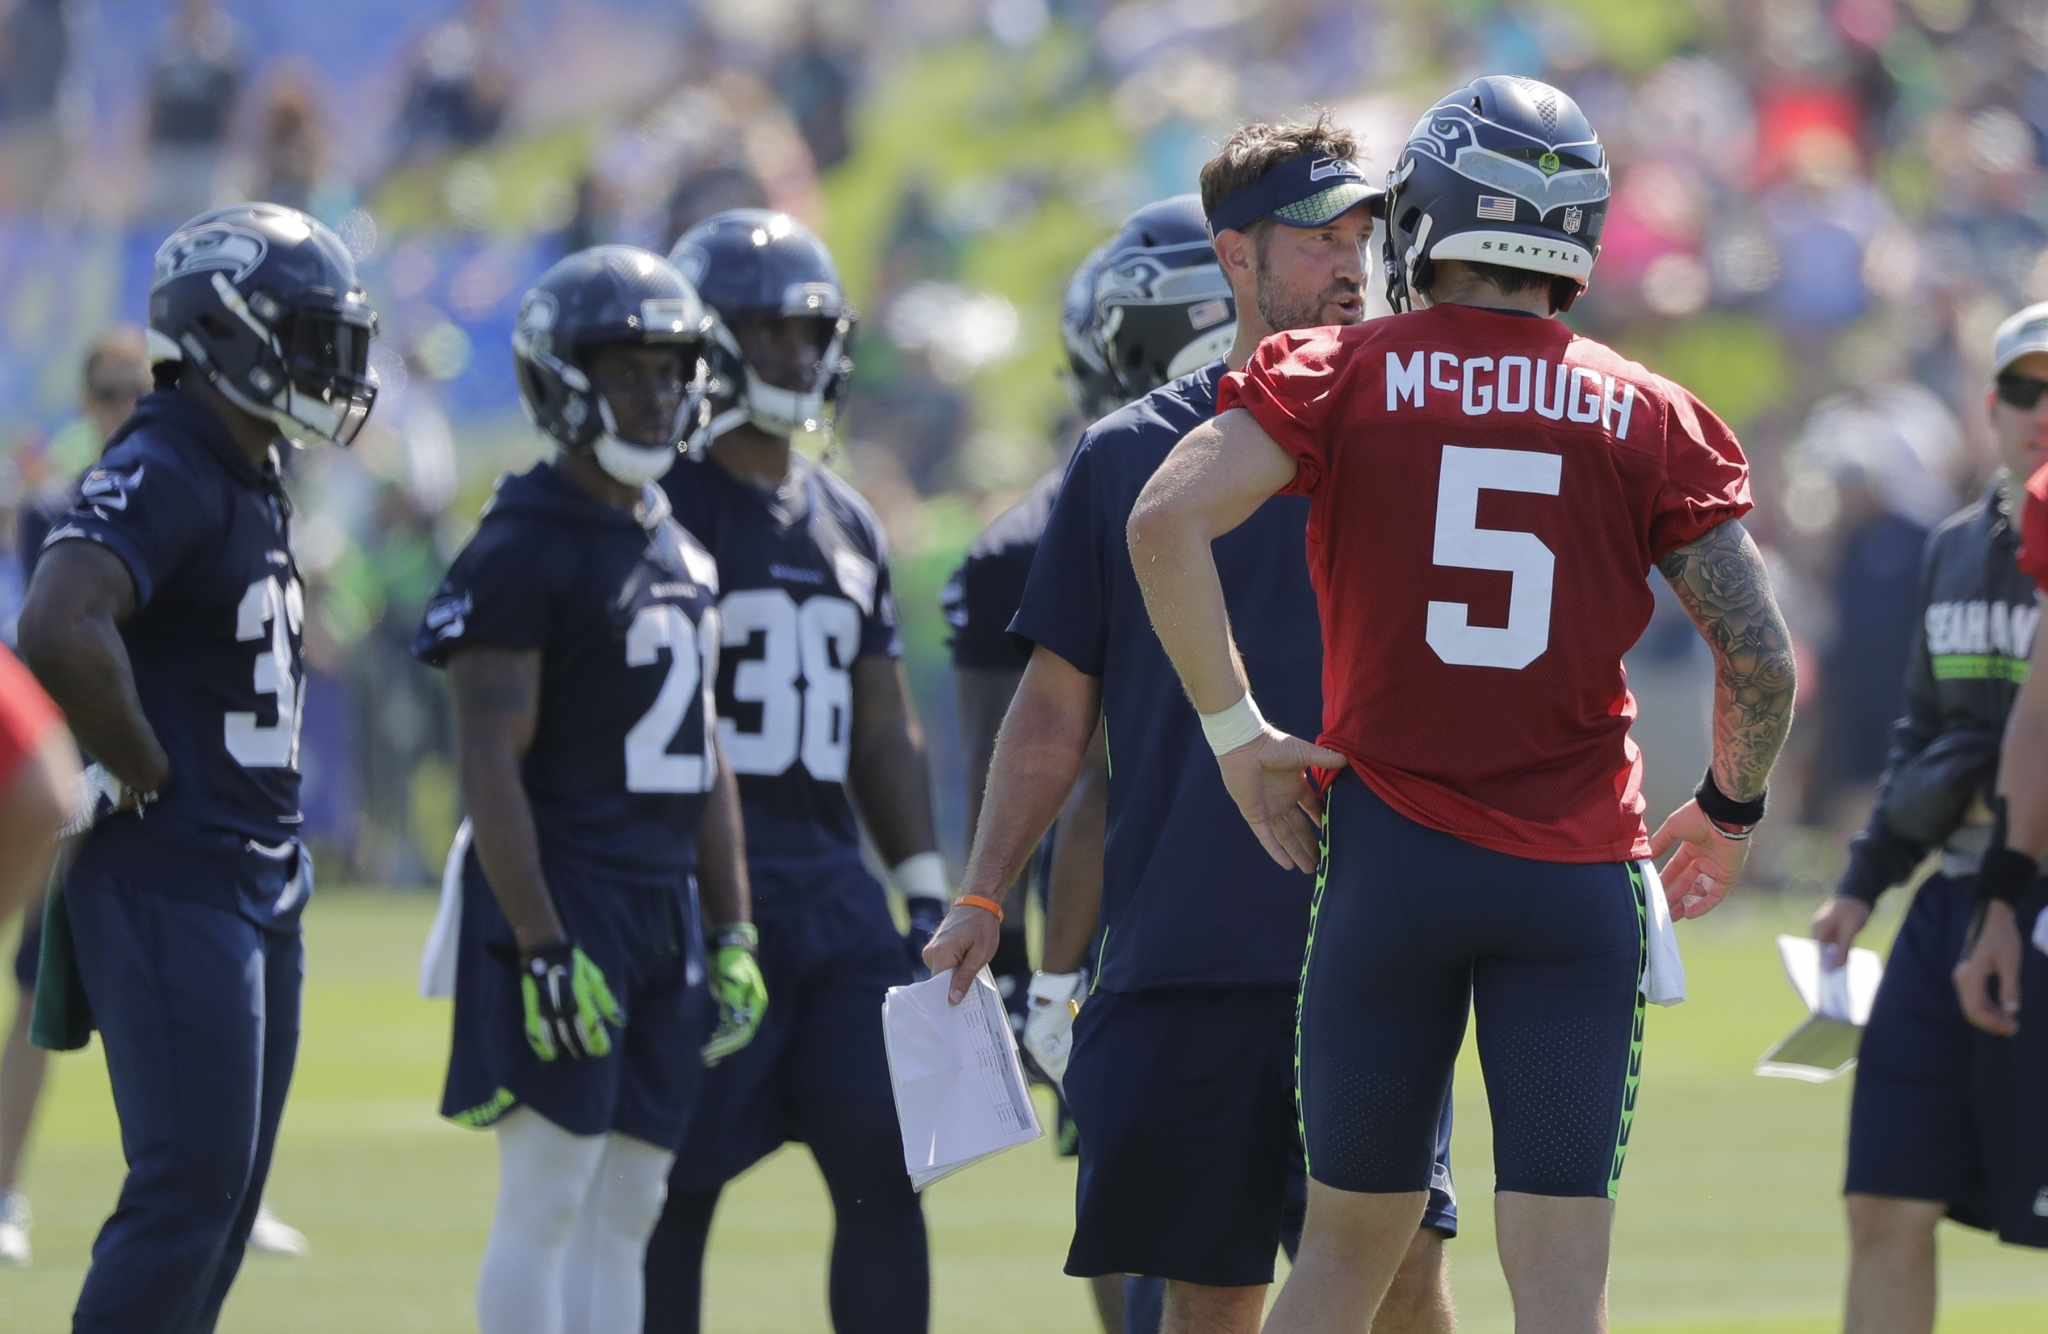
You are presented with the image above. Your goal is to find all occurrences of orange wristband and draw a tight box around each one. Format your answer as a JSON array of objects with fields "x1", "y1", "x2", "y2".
[{"x1": 956, "y1": 894, "x2": 1005, "y2": 924}]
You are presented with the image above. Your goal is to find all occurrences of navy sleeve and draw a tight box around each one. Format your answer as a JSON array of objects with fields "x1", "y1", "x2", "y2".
[
  {"x1": 946, "y1": 543, "x2": 1036, "y2": 670},
  {"x1": 1009, "y1": 440, "x2": 1109, "y2": 676},
  {"x1": 412, "y1": 518, "x2": 557, "y2": 667},
  {"x1": 837, "y1": 496, "x2": 901, "y2": 660},
  {"x1": 43, "y1": 440, "x2": 214, "y2": 610}
]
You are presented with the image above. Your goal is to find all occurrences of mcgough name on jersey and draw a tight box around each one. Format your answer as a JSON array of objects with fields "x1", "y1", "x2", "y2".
[{"x1": 1383, "y1": 347, "x2": 1639, "y2": 438}]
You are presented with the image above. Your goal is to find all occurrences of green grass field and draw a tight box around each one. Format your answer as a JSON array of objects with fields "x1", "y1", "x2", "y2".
[{"x1": 0, "y1": 890, "x2": 2043, "y2": 1332}]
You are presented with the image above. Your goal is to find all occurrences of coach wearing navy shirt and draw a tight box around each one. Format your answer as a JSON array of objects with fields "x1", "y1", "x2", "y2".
[
  {"x1": 925, "y1": 122, "x2": 1455, "y2": 1334},
  {"x1": 18, "y1": 205, "x2": 376, "y2": 1333}
]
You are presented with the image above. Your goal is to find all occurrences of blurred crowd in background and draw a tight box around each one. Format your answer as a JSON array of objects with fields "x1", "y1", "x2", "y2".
[{"x1": 0, "y1": 0, "x2": 2042, "y2": 891}]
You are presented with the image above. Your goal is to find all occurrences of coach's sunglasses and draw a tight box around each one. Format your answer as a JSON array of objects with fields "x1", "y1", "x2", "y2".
[{"x1": 1996, "y1": 373, "x2": 2048, "y2": 411}]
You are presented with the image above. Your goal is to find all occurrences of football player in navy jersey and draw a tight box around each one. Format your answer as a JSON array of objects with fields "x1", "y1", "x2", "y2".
[
  {"x1": 642, "y1": 210, "x2": 942, "y2": 1334},
  {"x1": 924, "y1": 125, "x2": 1457, "y2": 1334},
  {"x1": 16, "y1": 203, "x2": 377, "y2": 1333},
  {"x1": 414, "y1": 248, "x2": 764, "y2": 1334}
]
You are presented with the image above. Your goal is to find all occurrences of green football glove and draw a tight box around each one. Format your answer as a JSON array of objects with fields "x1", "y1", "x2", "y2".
[
  {"x1": 520, "y1": 940, "x2": 623, "y2": 1061},
  {"x1": 702, "y1": 923, "x2": 768, "y2": 1066}
]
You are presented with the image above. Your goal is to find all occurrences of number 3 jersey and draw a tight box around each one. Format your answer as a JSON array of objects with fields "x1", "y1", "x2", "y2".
[
  {"x1": 659, "y1": 453, "x2": 900, "y2": 898},
  {"x1": 413, "y1": 463, "x2": 723, "y2": 881},
  {"x1": 1221, "y1": 303, "x2": 1752, "y2": 864},
  {"x1": 43, "y1": 390, "x2": 308, "y2": 848}
]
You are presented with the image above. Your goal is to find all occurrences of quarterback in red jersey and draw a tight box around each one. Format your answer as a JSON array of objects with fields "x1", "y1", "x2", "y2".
[{"x1": 1129, "y1": 77, "x2": 1796, "y2": 1334}]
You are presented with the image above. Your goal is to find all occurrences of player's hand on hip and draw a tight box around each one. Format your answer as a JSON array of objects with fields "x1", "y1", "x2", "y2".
[
  {"x1": 703, "y1": 923, "x2": 769, "y2": 1065},
  {"x1": 519, "y1": 939, "x2": 624, "y2": 1061},
  {"x1": 924, "y1": 900, "x2": 1001, "y2": 1005},
  {"x1": 1648, "y1": 798, "x2": 1748, "y2": 919},
  {"x1": 1810, "y1": 895, "x2": 1872, "y2": 970},
  {"x1": 1955, "y1": 901, "x2": 2022, "y2": 1036},
  {"x1": 1216, "y1": 730, "x2": 1347, "y2": 874}
]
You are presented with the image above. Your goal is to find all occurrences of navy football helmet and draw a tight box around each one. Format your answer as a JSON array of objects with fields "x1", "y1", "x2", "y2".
[
  {"x1": 668, "y1": 210, "x2": 855, "y2": 451},
  {"x1": 1382, "y1": 76, "x2": 1610, "y2": 313},
  {"x1": 1093, "y1": 194, "x2": 1236, "y2": 402},
  {"x1": 1059, "y1": 243, "x2": 1122, "y2": 421},
  {"x1": 511, "y1": 246, "x2": 714, "y2": 485},
  {"x1": 148, "y1": 202, "x2": 379, "y2": 446}
]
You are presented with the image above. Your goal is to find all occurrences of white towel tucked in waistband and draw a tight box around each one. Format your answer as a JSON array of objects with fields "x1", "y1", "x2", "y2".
[
  {"x1": 1638, "y1": 857, "x2": 1687, "y2": 1007},
  {"x1": 419, "y1": 818, "x2": 472, "y2": 999}
]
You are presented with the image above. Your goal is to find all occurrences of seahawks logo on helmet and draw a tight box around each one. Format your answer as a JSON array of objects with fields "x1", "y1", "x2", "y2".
[
  {"x1": 670, "y1": 243, "x2": 709, "y2": 290},
  {"x1": 153, "y1": 224, "x2": 268, "y2": 285},
  {"x1": 514, "y1": 289, "x2": 559, "y2": 359}
]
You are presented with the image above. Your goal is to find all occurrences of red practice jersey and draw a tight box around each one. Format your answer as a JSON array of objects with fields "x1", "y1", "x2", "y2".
[
  {"x1": 2020, "y1": 460, "x2": 2048, "y2": 594},
  {"x1": 0, "y1": 645, "x2": 59, "y2": 798},
  {"x1": 1221, "y1": 303, "x2": 1751, "y2": 863}
]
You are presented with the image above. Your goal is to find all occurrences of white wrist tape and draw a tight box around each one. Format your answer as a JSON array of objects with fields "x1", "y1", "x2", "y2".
[
  {"x1": 1198, "y1": 691, "x2": 1267, "y2": 756},
  {"x1": 890, "y1": 851, "x2": 949, "y2": 903}
]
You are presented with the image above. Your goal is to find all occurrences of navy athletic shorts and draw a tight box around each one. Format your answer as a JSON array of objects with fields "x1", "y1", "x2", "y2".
[
  {"x1": 1846, "y1": 873, "x2": 2048, "y2": 1248},
  {"x1": 1063, "y1": 984, "x2": 1456, "y2": 1288},
  {"x1": 667, "y1": 857, "x2": 910, "y2": 1192},
  {"x1": 442, "y1": 849, "x2": 709, "y2": 1147},
  {"x1": 1300, "y1": 774, "x2": 1646, "y2": 1200}
]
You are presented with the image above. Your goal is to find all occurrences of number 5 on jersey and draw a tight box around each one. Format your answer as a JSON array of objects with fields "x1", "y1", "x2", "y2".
[{"x1": 1426, "y1": 444, "x2": 1562, "y2": 671}]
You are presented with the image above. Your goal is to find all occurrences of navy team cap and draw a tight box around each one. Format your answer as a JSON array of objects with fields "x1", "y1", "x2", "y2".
[{"x1": 1206, "y1": 154, "x2": 1384, "y2": 236}]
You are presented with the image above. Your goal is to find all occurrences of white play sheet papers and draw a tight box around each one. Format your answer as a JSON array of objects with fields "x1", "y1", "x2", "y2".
[
  {"x1": 882, "y1": 968, "x2": 1043, "y2": 1191},
  {"x1": 1755, "y1": 934, "x2": 1884, "y2": 1083}
]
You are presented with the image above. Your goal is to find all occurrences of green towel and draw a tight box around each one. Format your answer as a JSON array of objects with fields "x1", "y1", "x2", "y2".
[{"x1": 29, "y1": 862, "x2": 92, "y2": 1052}]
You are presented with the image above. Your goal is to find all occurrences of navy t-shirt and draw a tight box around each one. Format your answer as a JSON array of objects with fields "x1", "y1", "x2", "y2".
[
  {"x1": 660, "y1": 453, "x2": 899, "y2": 900},
  {"x1": 44, "y1": 390, "x2": 307, "y2": 851},
  {"x1": 1010, "y1": 361, "x2": 1320, "y2": 991},
  {"x1": 943, "y1": 467, "x2": 1059, "y2": 671},
  {"x1": 415, "y1": 463, "x2": 723, "y2": 883}
]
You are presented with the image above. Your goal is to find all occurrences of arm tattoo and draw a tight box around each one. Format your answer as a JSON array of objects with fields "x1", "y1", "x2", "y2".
[{"x1": 1655, "y1": 520, "x2": 1796, "y2": 802}]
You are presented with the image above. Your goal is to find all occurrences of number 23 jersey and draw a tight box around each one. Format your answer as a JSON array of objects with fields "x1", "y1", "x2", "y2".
[
  {"x1": 43, "y1": 390, "x2": 308, "y2": 845},
  {"x1": 660, "y1": 454, "x2": 899, "y2": 888},
  {"x1": 414, "y1": 463, "x2": 722, "y2": 881},
  {"x1": 1222, "y1": 304, "x2": 1751, "y2": 863}
]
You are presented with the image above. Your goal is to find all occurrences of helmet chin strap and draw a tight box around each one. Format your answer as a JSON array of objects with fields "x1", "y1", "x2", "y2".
[
  {"x1": 698, "y1": 371, "x2": 839, "y2": 462},
  {"x1": 591, "y1": 397, "x2": 679, "y2": 485}
]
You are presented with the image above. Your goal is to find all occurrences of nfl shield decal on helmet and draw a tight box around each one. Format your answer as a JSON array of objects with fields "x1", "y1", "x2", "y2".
[{"x1": 1563, "y1": 206, "x2": 1583, "y2": 235}]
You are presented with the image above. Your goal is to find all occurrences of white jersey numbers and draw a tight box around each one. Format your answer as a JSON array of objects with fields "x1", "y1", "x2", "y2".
[
  {"x1": 623, "y1": 603, "x2": 721, "y2": 794},
  {"x1": 718, "y1": 588, "x2": 859, "y2": 781},
  {"x1": 225, "y1": 573, "x2": 306, "y2": 769},
  {"x1": 1425, "y1": 445, "x2": 1562, "y2": 671}
]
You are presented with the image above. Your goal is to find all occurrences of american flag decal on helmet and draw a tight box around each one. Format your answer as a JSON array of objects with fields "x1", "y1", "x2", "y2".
[{"x1": 1477, "y1": 196, "x2": 1517, "y2": 221}]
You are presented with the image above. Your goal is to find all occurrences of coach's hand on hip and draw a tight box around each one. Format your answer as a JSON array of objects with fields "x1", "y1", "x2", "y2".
[
  {"x1": 1218, "y1": 731, "x2": 1347, "y2": 875},
  {"x1": 925, "y1": 901, "x2": 1002, "y2": 1004},
  {"x1": 1648, "y1": 799, "x2": 1748, "y2": 919}
]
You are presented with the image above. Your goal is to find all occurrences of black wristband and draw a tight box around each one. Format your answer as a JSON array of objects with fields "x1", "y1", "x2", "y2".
[
  {"x1": 1695, "y1": 771, "x2": 1766, "y2": 828},
  {"x1": 1976, "y1": 844, "x2": 2039, "y2": 906}
]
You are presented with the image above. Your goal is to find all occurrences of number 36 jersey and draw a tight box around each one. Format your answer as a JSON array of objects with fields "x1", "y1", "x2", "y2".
[
  {"x1": 660, "y1": 454, "x2": 900, "y2": 894},
  {"x1": 43, "y1": 390, "x2": 308, "y2": 846},
  {"x1": 414, "y1": 463, "x2": 723, "y2": 881},
  {"x1": 1221, "y1": 304, "x2": 1751, "y2": 864}
]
